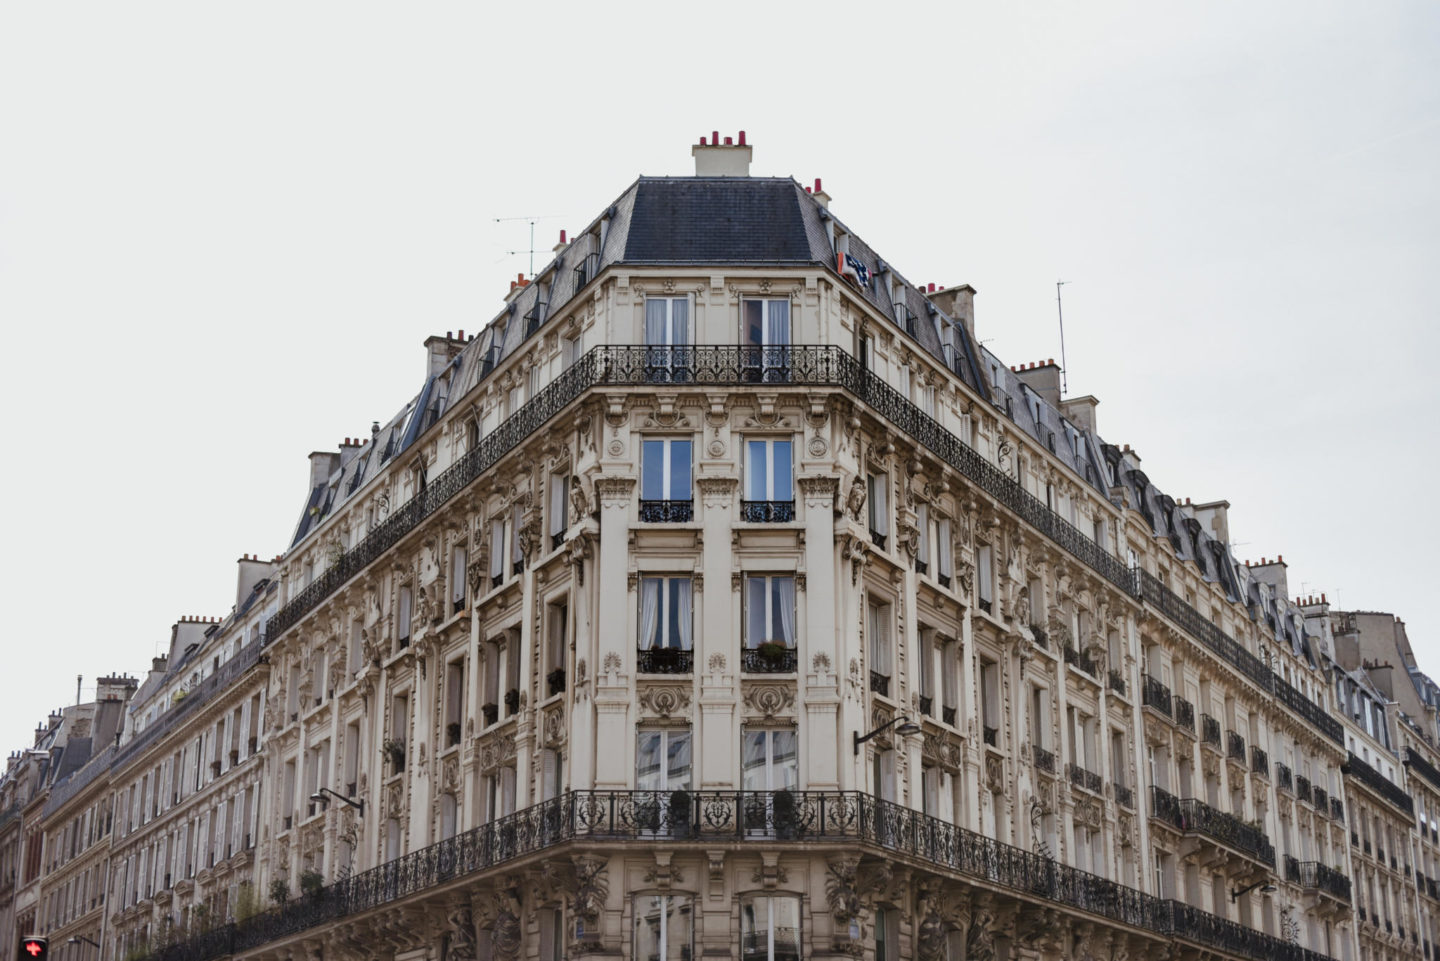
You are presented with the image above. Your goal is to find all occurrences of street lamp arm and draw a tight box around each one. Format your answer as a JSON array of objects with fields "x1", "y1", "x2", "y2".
[
  {"x1": 310, "y1": 786, "x2": 365, "y2": 815},
  {"x1": 853, "y1": 715, "x2": 920, "y2": 755}
]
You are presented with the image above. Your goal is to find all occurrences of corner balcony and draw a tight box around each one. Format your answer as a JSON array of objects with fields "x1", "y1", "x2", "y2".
[
  {"x1": 1150, "y1": 786, "x2": 1276, "y2": 876},
  {"x1": 1284, "y1": 855, "x2": 1352, "y2": 906},
  {"x1": 140, "y1": 789, "x2": 1339, "y2": 961}
]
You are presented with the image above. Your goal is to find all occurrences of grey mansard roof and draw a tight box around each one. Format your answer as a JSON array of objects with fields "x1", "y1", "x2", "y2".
[{"x1": 284, "y1": 173, "x2": 1320, "y2": 665}]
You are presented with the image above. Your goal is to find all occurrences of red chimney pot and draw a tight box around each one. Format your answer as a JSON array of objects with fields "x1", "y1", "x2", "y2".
[
  {"x1": 738, "y1": 130, "x2": 746, "y2": 145},
  {"x1": 559, "y1": 230, "x2": 566, "y2": 244},
  {"x1": 712, "y1": 129, "x2": 719, "y2": 144},
  {"x1": 814, "y1": 178, "x2": 823, "y2": 193},
  {"x1": 723, "y1": 136, "x2": 732, "y2": 145},
  {"x1": 700, "y1": 136, "x2": 707, "y2": 145}
]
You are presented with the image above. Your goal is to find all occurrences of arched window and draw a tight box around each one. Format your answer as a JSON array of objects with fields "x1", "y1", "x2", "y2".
[{"x1": 740, "y1": 894, "x2": 800, "y2": 961}]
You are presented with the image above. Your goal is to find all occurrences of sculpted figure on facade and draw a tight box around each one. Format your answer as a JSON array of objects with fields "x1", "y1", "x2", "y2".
[{"x1": 844, "y1": 474, "x2": 866, "y2": 522}]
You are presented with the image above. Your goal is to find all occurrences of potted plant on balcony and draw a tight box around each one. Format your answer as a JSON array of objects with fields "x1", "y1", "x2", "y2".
[
  {"x1": 446, "y1": 721, "x2": 462, "y2": 747},
  {"x1": 757, "y1": 641, "x2": 790, "y2": 666},
  {"x1": 773, "y1": 788, "x2": 799, "y2": 840},
  {"x1": 299, "y1": 869, "x2": 325, "y2": 903},
  {"x1": 268, "y1": 878, "x2": 290, "y2": 906},
  {"x1": 669, "y1": 789, "x2": 693, "y2": 837}
]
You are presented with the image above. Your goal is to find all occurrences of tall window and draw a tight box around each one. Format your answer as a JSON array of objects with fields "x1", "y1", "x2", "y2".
[
  {"x1": 872, "y1": 749, "x2": 896, "y2": 802},
  {"x1": 741, "y1": 894, "x2": 801, "y2": 961},
  {"x1": 916, "y1": 503, "x2": 930, "y2": 574},
  {"x1": 867, "y1": 600, "x2": 893, "y2": 692},
  {"x1": 450, "y1": 546, "x2": 467, "y2": 613},
  {"x1": 873, "y1": 907, "x2": 898, "y2": 961},
  {"x1": 546, "y1": 600, "x2": 568, "y2": 695},
  {"x1": 936, "y1": 517, "x2": 953, "y2": 587},
  {"x1": 743, "y1": 439, "x2": 794, "y2": 521},
  {"x1": 541, "y1": 749, "x2": 563, "y2": 801},
  {"x1": 548, "y1": 472, "x2": 568, "y2": 550},
  {"x1": 742, "y1": 299, "x2": 790, "y2": 381},
  {"x1": 744, "y1": 575, "x2": 797, "y2": 650},
  {"x1": 633, "y1": 895, "x2": 693, "y2": 961},
  {"x1": 741, "y1": 730, "x2": 798, "y2": 791},
  {"x1": 538, "y1": 907, "x2": 565, "y2": 961},
  {"x1": 645, "y1": 297, "x2": 690, "y2": 382},
  {"x1": 977, "y1": 543, "x2": 994, "y2": 612},
  {"x1": 639, "y1": 577, "x2": 693, "y2": 651},
  {"x1": 636, "y1": 730, "x2": 692, "y2": 791},
  {"x1": 489, "y1": 515, "x2": 511, "y2": 588},
  {"x1": 396, "y1": 585, "x2": 413, "y2": 647},
  {"x1": 444, "y1": 660, "x2": 465, "y2": 748},
  {"x1": 867, "y1": 472, "x2": 889, "y2": 547},
  {"x1": 640, "y1": 439, "x2": 693, "y2": 521}
]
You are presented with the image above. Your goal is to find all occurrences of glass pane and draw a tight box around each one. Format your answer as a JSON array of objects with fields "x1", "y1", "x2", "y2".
[
  {"x1": 773, "y1": 896, "x2": 801, "y2": 961},
  {"x1": 642, "y1": 441, "x2": 665, "y2": 500},
  {"x1": 773, "y1": 441, "x2": 792, "y2": 500},
  {"x1": 772, "y1": 731, "x2": 799, "y2": 790},
  {"x1": 747, "y1": 440, "x2": 767, "y2": 499},
  {"x1": 741, "y1": 732, "x2": 767, "y2": 791},
  {"x1": 746, "y1": 578, "x2": 766, "y2": 648},
  {"x1": 637, "y1": 733, "x2": 662, "y2": 790},
  {"x1": 740, "y1": 898, "x2": 763, "y2": 961},
  {"x1": 665, "y1": 579, "x2": 682, "y2": 649},
  {"x1": 634, "y1": 896, "x2": 664, "y2": 961},
  {"x1": 667, "y1": 733, "x2": 692, "y2": 790},
  {"x1": 665, "y1": 896, "x2": 693, "y2": 961},
  {"x1": 766, "y1": 300, "x2": 790, "y2": 345},
  {"x1": 769, "y1": 578, "x2": 787, "y2": 641},
  {"x1": 645, "y1": 299, "x2": 669, "y2": 347},
  {"x1": 669, "y1": 441, "x2": 691, "y2": 498},
  {"x1": 670, "y1": 299, "x2": 689, "y2": 345},
  {"x1": 743, "y1": 300, "x2": 764, "y2": 346}
]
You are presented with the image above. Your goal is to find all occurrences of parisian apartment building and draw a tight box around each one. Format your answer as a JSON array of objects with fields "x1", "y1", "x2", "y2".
[{"x1": 3, "y1": 136, "x2": 1439, "y2": 961}]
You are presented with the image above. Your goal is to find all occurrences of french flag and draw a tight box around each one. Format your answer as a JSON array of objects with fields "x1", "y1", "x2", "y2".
[{"x1": 838, "y1": 251, "x2": 870, "y2": 288}]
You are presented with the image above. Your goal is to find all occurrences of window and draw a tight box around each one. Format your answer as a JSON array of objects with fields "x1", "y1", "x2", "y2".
[
  {"x1": 916, "y1": 632, "x2": 934, "y2": 712},
  {"x1": 922, "y1": 765, "x2": 941, "y2": 816},
  {"x1": 858, "y1": 331, "x2": 874, "y2": 371},
  {"x1": 874, "y1": 907, "x2": 898, "y2": 961},
  {"x1": 742, "y1": 298, "x2": 791, "y2": 381},
  {"x1": 872, "y1": 748, "x2": 896, "y2": 802},
  {"x1": 741, "y1": 894, "x2": 801, "y2": 961},
  {"x1": 633, "y1": 895, "x2": 692, "y2": 961},
  {"x1": 741, "y1": 730, "x2": 798, "y2": 791},
  {"x1": 640, "y1": 439, "x2": 693, "y2": 521},
  {"x1": 541, "y1": 749, "x2": 563, "y2": 801},
  {"x1": 489, "y1": 516, "x2": 510, "y2": 588},
  {"x1": 443, "y1": 660, "x2": 464, "y2": 748},
  {"x1": 744, "y1": 575, "x2": 797, "y2": 652},
  {"x1": 743, "y1": 438, "x2": 794, "y2": 521},
  {"x1": 484, "y1": 766, "x2": 516, "y2": 821},
  {"x1": 348, "y1": 621, "x2": 362, "y2": 674},
  {"x1": 867, "y1": 600, "x2": 893, "y2": 692},
  {"x1": 538, "y1": 907, "x2": 565, "y2": 961},
  {"x1": 644, "y1": 297, "x2": 691, "y2": 381},
  {"x1": 977, "y1": 544, "x2": 994, "y2": 612},
  {"x1": 639, "y1": 577, "x2": 693, "y2": 669},
  {"x1": 636, "y1": 730, "x2": 692, "y2": 791},
  {"x1": 546, "y1": 600, "x2": 568, "y2": 695},
  {"x1": 548, "y1": 472, "x2": 568, "y2": 550},
  {"x1": 916, "y1": 503, "x2": 930, "y2": 574},
  {"x1": 936, "y1": 517, "x2": 952, "y2": 587},
  {"x1": 439, "y1": 793, "x2": 457, "y2": 839},
  {"x1": 396, "y1": 585, "x2": 413, "y2": 647},
  {"x1": 450, "y1": 546, "x2": 467, "y2": 613},
  {"x1": 866, "y1": 472, "x2": 889, "y2": 547}
]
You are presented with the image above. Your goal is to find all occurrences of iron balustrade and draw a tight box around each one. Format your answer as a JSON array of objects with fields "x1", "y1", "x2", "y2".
[
  {"x1": 1032, "y1": 745, "x2": 1057, "y2": 774},
  {"x1": 942, "y1": 706, "x2": 957, "y2": 726},
  {"x1": 1142, "y1": 676, "x2": 1173, "y2": 717},
  {"x1": 741, "y1": 647, "x2": 798, "y2": 674},
  {"x1": 1312, "y1": 786, "x2": 1327, "y2": 812},
  {"x1": 636, "y1": 647, "x2": 694, "y2": 675},
  {"x1": 870, "y1": 671, "x2": 890, "y2": 696},
  {"x1": 1227, "y1": 731, "x2": 1246, "y2": 763},
  {"x1": 1298, "y1": 862, "x2": 1351, "y2": 901},
  {"x1": 983, "y1": 726, "x2": 999, "y2": 746},
  {"x1": 1284, "y1": 854, "x2": 1300, "y2": 882},
  {"x1": 1330, "y1": 797, "x2": 1344, "y2": 822},
  {"x1": 638, "y1": 500, "x2": 694, "y2": 523},
  {"x1": 1115, "y1": 784, "x2": 1135, "y2": 809},
  {"x1": 1175, "y1": 698, "x2": 1195, "y2": 732},
  {"x1": 481, "y1": 703, "x2": 498, "y2": 726},
  {"x1": 1344, "y1": 752, "x2": 1414, "y2": 815},
  {"x1": 740, "y1": 500, "x2": 796, "y2": 523},
  {"x1": 1250, "y1": 746, "x2": 1268, "y2": 777},
  {"x1": 1149, "y1": 787, "x2": 1275, "y2": 867},
  {"x1": 1108, "y1": 669, "x2": 1127, "y2": 696},
  {"x1": 1407, "y1": 748, "x2": 1440, "y2": 793},
  {"x1": 503, "y1": 689, "x2": 519, "y2": 714},
  {"x1": 869, "y1": 529, "x2": 888, "y2": 551},
  {"x1": 141, "y1": 788, "x2": 1338, "y2": 961},
  {"x1": 1296, "y1": 776, "x2": 1312, "y2": 802},
  {"x1": 546, "y1": 669, "x2": 566, "y2": 697},
  {"x1": 1277, "y1": 763, "x2": 1294, "y2": 793},
  {"x1": 1068, "y1": 764, "x2": 1102, "y2": 794},
  {"x1": 1064, "y1": 646, "x2": 1097, "y2": 676},
  {"x1": 1201, "y1": 715, "x2": 1221, "y2": 748},
  {"x1": 918, "y1": 695, "x2": 933, "y2": 717}
]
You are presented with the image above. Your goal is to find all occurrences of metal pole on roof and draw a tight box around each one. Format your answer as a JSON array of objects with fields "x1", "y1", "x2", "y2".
[{"x1": 1056, "y1": 280, "x2": 1070, "y2": 395}]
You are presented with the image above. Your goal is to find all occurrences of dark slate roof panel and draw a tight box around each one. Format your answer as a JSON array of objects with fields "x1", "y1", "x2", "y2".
[{"x1": 623, "y1": 178, "x2": 815, "y2": 263}]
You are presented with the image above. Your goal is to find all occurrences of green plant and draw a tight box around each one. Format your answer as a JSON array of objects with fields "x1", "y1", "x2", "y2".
[
  {"x1": 756, "y1": 641, "x2": 789, "y2": 660},
  {"x1": 235, "y1": 881, "x2": 260, "y2": 923},
  {"x1": 268, "y1": 878, "x2": 290, "y2": 905},
  {"x1": 299, "y1": 868, "x2": 325, "y2": 902}
]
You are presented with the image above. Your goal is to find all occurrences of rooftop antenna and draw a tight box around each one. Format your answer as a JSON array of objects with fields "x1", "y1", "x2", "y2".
[
  {"x1": 1056, "y1": 280, "x2": 1070, "y2": 395},
  {"x1": 76, "y1": 675, "x2": 82, "y2": 705},
  {"x1": 495, "y1": 215, "x2": 562, "y2": 278}
]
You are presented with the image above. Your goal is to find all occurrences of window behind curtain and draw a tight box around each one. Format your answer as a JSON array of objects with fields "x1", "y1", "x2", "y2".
[
  {"x1": 741, "y1": 730, "x2": 798, "y2": 791},
  {"x1": 636, "y1": 730, "x2": 692, "y2": 791},
  {"x1": 639, "y1": 577, "x2": 692, "y2": 650},
  {"x1": 867, "y1": 601, "x2": 893, "y2": 677},
  {"x1": 641, "y1": 439, "x2": 692, "y2": 501},
  {"x1": 745, "y1": 439, "x2": 793, "y2": 501},
  {"x1": 745, "y1": 575, "x2": 796, "y2": 649}
]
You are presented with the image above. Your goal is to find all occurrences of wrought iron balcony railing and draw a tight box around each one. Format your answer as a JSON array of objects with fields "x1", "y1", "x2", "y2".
[
  {"x1": 1296, "y1": 775, "x2": 1311, "y2": 802},
  {"x1": 741, "y1": 647, "x2": 798, "y2": 674},
  {"x1": 1115, "y1": 784, "x2": 1135, "y2": 809},
  {"x1": 1344, "y1": 752, "x2": 1414, "y2": 815},
  {"x1": 869, "y1": 671, "x2": 890, "y2": 696},
  {"x1": 1407, "y1": 747, "x2": 1440, "y2": 793},
  {"x1": 1175, "y1": 697, "x2": 1195, "y2": 732},
  {"x1": 1312, "y1": 786, "x2": 1327, "y2": 812},
  {"x1": 1063, "y1": 646, "x2": 1097, "y2": 676},
  {"x1": 636, "y1": 647, "x2": 694, "y2": 675},
  {"x1": 1201, "y1": 715, "x2": 1221, "y2": 748},
  {"x1": 1108, "y1": 669, "x2": 1127, "y2": 696},
  {"x1": 638, "y1": 499, "x2": 694, "y2": 523},
  {"x1": 918, "y1": 694, "x2": 933, "y2": 717},
  {"x1": 1227, "y1": 731, "x2": 1246, "y2": 763},
  {"x1": 1296, "y1": 861, "x2": 1351, "y2": 901},
  {"x1": 1330, "y1": 797, "x2": 1344, "y2": 822},
  {"x1": 1250, "y1": 746, "x2": 1268, "y2": 777},
  {"x1": 1142, "y1": 676, "x2": 1173, "y2": 717},
  {"x1": 1277, "y1": 763, "x2": 1293, "y2": 793},
  {"x1": 983, "y1": 725, "x2": 998, "y2": 746},
  {"x1": 740, "y1": 500, "x2": 796, "y2": 523},
  {"x1": 139, "y1": 789, "x2": 1338, "y2": 961},
  {"x1": 546, "y1": 669, "x2": 566, "y2": 697},
  {"x1": 942, "y1": 705, "x2": 957, "y2": 726},
  {"x1": 1149, "y1": 787, "x2": 1275, "y2": 867},
  {"x1": 1032, "y1": 745, "x2": 1056, "y2": 774},
  {"x1": 1068, "y1": 764, "x2": 1102, "y2": 794}
]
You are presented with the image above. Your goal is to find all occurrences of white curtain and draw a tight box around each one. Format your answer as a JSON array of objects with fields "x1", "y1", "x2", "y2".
[
  {"x1": 645, "y1": 299, "x2": 668, "y2": 346},
  {"x1": 671, "y1": 299, "x2": 689, "y2": 345},
  {"x1": 776, "y1": 576, "x2": 796, "y2": 648},
  {"x1": 676, "y1": 580, "x2": 693, "y2": 650},
  {"x1": 640, "y1": 578, "x2": 660, "y2": 650},
  {"x1": 766, "y1": 300, "x2": 790, "y2": 345}
]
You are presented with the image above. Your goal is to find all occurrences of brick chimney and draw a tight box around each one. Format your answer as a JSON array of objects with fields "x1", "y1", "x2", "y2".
[
  {"x1": 692, "y1": 130, "x2": 752, "y2": 177},
  {"x1": 926, "y1": 284, "x2": 977, "y2": 342},
  {"x1": 1013, "y1": 359, "x2": 1062, "y2": 409}
]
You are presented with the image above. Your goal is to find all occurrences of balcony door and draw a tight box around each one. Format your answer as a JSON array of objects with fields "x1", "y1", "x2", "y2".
[
  {"x1": 742, "y1": 299, "x2": 790, "y2": 382},
  {"x1": 743, "y1": 730, "x2": 799, "y2": 835},
  {"x1": 644, "y1": 297, "x2": 690, "y2": 382}
]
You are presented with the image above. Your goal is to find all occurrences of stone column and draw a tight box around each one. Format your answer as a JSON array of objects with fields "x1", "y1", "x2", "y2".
[
  {"x1": 800, "y1": 475, "x2": 841, "y2": 789},
  {"x1": 698, "y1": 477, "x2": 739, "y2": 789},
  {"x1": 591, "y1": 476, "x2": 635, "y2": 789}
]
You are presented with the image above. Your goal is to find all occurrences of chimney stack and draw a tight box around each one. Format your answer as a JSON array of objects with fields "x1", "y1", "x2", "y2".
[{"x1": 692, "y1": 131, "x2": 753, "y2": 177}]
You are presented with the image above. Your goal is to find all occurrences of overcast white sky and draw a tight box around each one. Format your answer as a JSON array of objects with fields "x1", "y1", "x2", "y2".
[{"x1": 1, "y1": 2, "x2": 1436, "y2": 748}]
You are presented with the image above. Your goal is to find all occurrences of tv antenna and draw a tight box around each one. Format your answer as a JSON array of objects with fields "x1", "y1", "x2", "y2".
[
  {"x1": 496, "y1": 215, "x2": 562, "y2": 278},
  {"x1": 1056, "y1": 280, "x2": 1070, "y2": 395}
]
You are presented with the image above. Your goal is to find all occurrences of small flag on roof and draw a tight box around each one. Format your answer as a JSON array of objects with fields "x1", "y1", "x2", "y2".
[{"x1": 838, "y1": 251, "x2": 870, "y2": 288}]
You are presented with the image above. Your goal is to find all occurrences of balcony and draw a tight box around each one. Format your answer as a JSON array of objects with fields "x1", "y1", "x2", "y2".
[
  {"x1": 1227, "y1": 732, "x2": 1246, "y2": 764},
  {"x1": 1149, "y1": 787, "x2": 1276, "y2": 869},
  {"x1": 1286, "y1": 858, "x2": 1351, "y2": 902},
  {"x1": 1108, "y1": 669, "x2": 1127, "y2": 696},
  {"x1": 1115, "y1": 784, "x2": 1135, "y2": 809},
  {"x1": 636, "y1": 647, "x2": 693, "y2": 675},
  {"x1": 481, "y1": 703, "x2": 498, "y2": 726},
  {"x1": 546, "y1": 668, "x2": 566, "y2": 697},
  {"x1": 1201, "y1": 715, "x2": 1221, "y2": 749},
  {"x1": 740, "y1": 500, "x2": 795, "y2": 523},
  {"x1": 1296, "y1": 775, "x2": 1311, "y2": 802},
  {"x1": 1063, "y1": 646, "x2": 1097, "y2": 676},
  {"x1": 983, "y1": 725, "x2": 998, "y2": 747},
  {"x1": 869, "y1": 671, "x2": 890, "y2": 696},
  {"x1": 135, "y1": 787, "x2": 1342, "y2": 961},
  {"x1": 1175, "y1": 697, "x2": 1196, "y2": 733},
  {"x1": 741, "y1": 646, "x2": 797, "y2": 674},
  {"x1": 918, "y1": 695, "x2": 933, "y2": 717},
  {"x1": 869, "y1": 528, "x2": 887, "y2": 551},
  {"x1": 1345, "y1": 751, "x2": 1415, "y2": 816},
  {"x1": 1330, "y1": 797, "x2": 1344, "y2": 822},
  {"x1": 1142, "y1": 675, "x2": 1173, "y2": 717},
  {"x1": 1277, "y1": 763, "x2": 1293, "y2": 794},
  {"x1": 1312, "y1": 786, "x2": 1327, "y2": 812},
  {"x1": 1032, "y1": 745, "x2": 1056, "y2": 774},
  {"x1": 942, "y1": 705, "x2": 957, "y2": 726},
  {"x1": 1250, "y1": 746, "x2": 1268, "y2": 777},
  {"x1": 638, "y1": 499, "x2": 694, "y2": 523},
  {"x1": 504, "y1": 689, "x2": 520, "y2": 714},
  {"x1": 1068, "y1": 764, "x2": 1102, "y2": 794}
]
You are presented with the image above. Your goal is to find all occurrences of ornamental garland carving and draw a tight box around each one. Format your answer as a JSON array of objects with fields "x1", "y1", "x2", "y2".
[
  {"x1": 742, "y1": 683, "x2": 797, "y2": 718},
  {"x1": 542, "y1": 706, "x2": 566, "y2": 747},
  {"x1": 637, "y1": 685, "x2": 691, "y2": 718}
]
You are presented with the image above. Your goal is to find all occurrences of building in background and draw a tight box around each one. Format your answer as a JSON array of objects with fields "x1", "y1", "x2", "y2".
[{"x1": 4, "y1": 137, "x2": 1439, "y2": 961}]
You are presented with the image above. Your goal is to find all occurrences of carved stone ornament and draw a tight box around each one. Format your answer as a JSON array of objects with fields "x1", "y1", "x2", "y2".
[
  {"x1": 638, "y1": 685, "x2": 691, "y2": 718},
  {"x1": 915, "y1": 895, "x2": 948, "y2": 961},
  {"x1": 742, "y1": 683, "x2": 797, "y2": 718},
  {"x1": 708, "y1": 652, "x2": 727, "y2": 673},
  {"x1": 489, "y1": 889, "x2": 522, "y2": 961},
  {"x1": 441, "y1": 755, "x2": 459, "y2": 794},
  {"x1": 985, "y1": 755, "x2": 1004, "y2": 794},
  {"x1": 811, "y1": 651, "x2": 831, "y2": 674},
  {"x1": 844, "y1": 475, "x2": 867, "y2": 522},
  {"x1": 447, "y1": 904, "x2": 478, "y2": 961},
  {"x1": 386, "y1": 781, "x2": 404, "y2": 819},
  {"x1": 542, "y1": 706, "x2": 566, "y2": 746}
]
